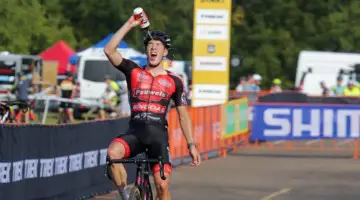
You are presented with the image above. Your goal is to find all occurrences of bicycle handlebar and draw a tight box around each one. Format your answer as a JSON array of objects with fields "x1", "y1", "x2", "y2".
[{"x1": 108, "y1": 156, "x2": 167, "y2": 180}]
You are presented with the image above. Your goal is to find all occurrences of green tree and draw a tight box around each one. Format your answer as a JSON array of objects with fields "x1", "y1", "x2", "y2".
[{"x1": 0, "y1": 0, "x2": 76, "y2": 54}]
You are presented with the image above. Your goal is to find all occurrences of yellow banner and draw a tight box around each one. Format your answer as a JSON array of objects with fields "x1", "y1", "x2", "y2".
[
  {"x1": 191, "y1": 0, "x2": 232, "y2": 107},
  {"x1": 195, "y1": 0, "x2": 232, "y2": 9}
]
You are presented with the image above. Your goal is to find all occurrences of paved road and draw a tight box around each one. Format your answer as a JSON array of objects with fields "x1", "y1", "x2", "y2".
[{"x1": 94, "y1": 147, "x2": 360, "y2": 200}]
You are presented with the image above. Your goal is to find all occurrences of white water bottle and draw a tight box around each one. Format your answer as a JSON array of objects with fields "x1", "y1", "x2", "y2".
[{"x1": 133, "y1": 7, "x2": 150, "y2": 29}]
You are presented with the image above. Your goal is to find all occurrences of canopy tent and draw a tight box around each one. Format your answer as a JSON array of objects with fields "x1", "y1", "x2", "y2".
[
  {"x1": 70, "y1": 33, "x2": 147, "y2": 66},
  {"x1": 38, "y1": 40, "x2": 77, "y2": 74},
  {"x1": 93, "y1": 34, "x2": 129, "y2": 48}
]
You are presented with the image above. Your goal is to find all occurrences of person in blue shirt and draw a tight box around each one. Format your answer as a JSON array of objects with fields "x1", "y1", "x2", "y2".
[
  {"x1": 9, "y1": 72, "x2": 32, "y2": 123},
  {"x1": 332, "y1": 76, "x2": 345, "y2": 96}
]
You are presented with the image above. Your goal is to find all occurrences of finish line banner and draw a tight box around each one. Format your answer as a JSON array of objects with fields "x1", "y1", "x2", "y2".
[
  {"x1": 251, "y1": 103, "x2": 360, "y2": 140},
  {"x1": 0, "y1": 118, "x2": 135, "y2": 200},
  {"x1": 191, "y1": 0, "x2": 232, "y2": 107}
]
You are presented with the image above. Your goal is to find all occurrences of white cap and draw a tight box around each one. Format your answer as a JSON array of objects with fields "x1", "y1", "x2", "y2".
[{"x1": 253, "y1": 74, "x2": 262, "y2": 81}]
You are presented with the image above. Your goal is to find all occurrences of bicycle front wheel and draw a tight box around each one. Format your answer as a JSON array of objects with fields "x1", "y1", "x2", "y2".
[{"x1": 129, "y1": 185, "x2": 144, "y2": 200}]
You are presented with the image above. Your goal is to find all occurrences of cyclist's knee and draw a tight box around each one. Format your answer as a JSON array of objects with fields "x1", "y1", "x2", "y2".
[
  {"x1": 155, "y1": 178, "x2": 169, "y2": 194},
  {"x1": 107, "y1": 138, "x2": 130, "y2": 159}
]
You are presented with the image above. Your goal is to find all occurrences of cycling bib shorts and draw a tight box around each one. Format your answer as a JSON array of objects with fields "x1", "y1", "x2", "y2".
[{"x1": 110, "y1": 59, "x2": 187, "y2": 175}]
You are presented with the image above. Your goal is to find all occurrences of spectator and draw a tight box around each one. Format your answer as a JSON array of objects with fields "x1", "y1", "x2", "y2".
[
  {"x1": 99, "y1": 86, "x2": 118, "y2": 119},
  {"x1": 56, "y1": 72, "x2": 76, "y2": 123},
  {"x1": 270, "y1": 78, "x2": 282, "y2": 93},
  {"x1": 252, "y1": 74, "x2": 262, "y2": 92},
  {"x1": 344, "y1": 80, "x2": 360, "y2": 96},
  {"x1": 243, "y1": 74, "x2": 261, "y2": 92},
  {"x1": 9, "y1": 72, "x2": 32, "y2": 123},
  {"x1": 105, "y1": 75, "x2": 120, "y2": 95},
  {"x1": 320, "y1": 81, "x2": 330, "y2": 96},
  {"x1": 116, "y1": 80, "x2": 131, "y2": 117},
  {"x1": 235, "y1": 76, "x2": 247, "y2": 92},
  {"x1": 331, "y1": 76, "x2": 345, "y2": 96}
]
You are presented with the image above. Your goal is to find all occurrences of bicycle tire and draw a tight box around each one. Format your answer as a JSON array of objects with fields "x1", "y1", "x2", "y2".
[{"x1": 129, "y1": 185, "x2": 144, "y2": 200}]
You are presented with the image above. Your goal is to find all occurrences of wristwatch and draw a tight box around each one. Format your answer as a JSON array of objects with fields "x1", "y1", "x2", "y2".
[{"x1": 187, "y1": 142, "x2": 195, "y2": 150}]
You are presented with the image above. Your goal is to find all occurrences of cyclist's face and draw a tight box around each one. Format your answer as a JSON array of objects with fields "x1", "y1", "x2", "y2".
[{"x1": 146, "y1": 40, "x2": 168, "y2": 67}]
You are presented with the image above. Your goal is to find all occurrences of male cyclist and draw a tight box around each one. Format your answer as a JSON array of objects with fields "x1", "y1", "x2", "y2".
[
  {"x1": 104, "y1": 15, "x2": 201, "y2": 200},
  {"x1": 56, "y1": 72, "x2": 76, "y2": 123}
]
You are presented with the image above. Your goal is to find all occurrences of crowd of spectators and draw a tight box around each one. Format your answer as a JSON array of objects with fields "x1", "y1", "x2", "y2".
[
  {"x1": 320, "y1": 76, "x2": 360, "y2": 97},
  {"x1": 235, "y1": 74, "x2": 283, "y2": 94}
]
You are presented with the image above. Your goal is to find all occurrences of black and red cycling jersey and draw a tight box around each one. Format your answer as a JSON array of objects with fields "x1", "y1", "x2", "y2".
[{"x1": 116, "y1": 59, "x2": 187, "y2": 126}]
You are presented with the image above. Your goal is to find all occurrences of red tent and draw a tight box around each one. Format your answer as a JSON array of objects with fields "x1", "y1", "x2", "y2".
[{"x1": 38, "y1": 40, "x2": 77, "y2": 74}]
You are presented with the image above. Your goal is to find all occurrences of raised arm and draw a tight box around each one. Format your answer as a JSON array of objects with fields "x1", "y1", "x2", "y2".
[{"x1": 104, "y1": 16, "x2": 141, "y2": 67}]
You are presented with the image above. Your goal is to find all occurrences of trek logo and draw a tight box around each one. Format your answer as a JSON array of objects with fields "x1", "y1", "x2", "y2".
[
  {"x1": 262, "y1": 108, "x2": 360, "y2": 138},
  {"x1": 132, "y1": 102, "x2": 167, "y2": 113},
  {"x1": 0, "y1": 149, "x2": 107, "y2": 184}
]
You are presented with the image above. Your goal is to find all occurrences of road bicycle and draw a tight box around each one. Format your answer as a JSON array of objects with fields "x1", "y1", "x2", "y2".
[{"x1": 105, "y1": 150, "x2": 166, "y2": 200}]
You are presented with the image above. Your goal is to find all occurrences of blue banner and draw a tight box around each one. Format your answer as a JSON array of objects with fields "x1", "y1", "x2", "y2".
[{"x1": 251, "y1": 103, "x2": 360, "y2": 140}]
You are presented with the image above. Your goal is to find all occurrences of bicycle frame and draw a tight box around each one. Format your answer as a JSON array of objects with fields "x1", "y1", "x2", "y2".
[
  {"x1": 134, "y1": 160, "x2": 153, "y2": 200},
  {"x1": 105, "y1": 155, "x2": 166, "y2": 200}
]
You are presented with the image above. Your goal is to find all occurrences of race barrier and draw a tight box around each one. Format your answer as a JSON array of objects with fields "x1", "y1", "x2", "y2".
[
  {"x1": 243, "y1": 102, "x2": 360, "y2": 159},
  {"x1": 0, "y1": 97, "x2": 250, "y2": 200},
  {"x1": 0, "y1": 118, "x2": 136, "y2": 200},
  {"x1": 167, "y1": 97, "x2": 249, "y2": 165}
]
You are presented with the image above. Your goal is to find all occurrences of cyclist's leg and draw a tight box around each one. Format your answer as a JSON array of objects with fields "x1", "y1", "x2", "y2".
[
  {"x1": 67, "y1": 103, "x2": 74, "y2": 123},
  {"x1": 107, "y1": 132, "x2": 143, "y2": 193},
  {"x1": 22, "y1": 100, "x2": 30, "y2": 123},
  {"x1": 148, "y1": 141, "x2": 172, "y2": 200},
  {"x1": 58, "y1": 102, "x2": 65, "y2": 123}
]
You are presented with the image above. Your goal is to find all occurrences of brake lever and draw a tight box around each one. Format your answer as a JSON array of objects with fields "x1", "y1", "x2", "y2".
[{"x1": 158, "y1": 156, "x2": 166, "y2": 180}]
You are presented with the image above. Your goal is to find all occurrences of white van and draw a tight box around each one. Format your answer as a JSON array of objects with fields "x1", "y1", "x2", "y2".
[
  {"x1": 295, "y1": 50, "x2": 360, "y2": 95},
  {"x1": 76, "y1": 56, "x2": 126, "y2": 109}
]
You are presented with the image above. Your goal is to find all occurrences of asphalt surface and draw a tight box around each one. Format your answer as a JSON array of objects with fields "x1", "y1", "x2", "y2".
[{"x1": 93, "y1": 142, "x2": 360, "y2": 200}]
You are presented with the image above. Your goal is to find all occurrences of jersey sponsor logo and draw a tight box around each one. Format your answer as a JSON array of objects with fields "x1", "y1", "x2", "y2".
[
  {"x1": 136, "y1": 72, "x2": 152, "y2": 83},
  {"x1": 134, "y1": 89, "x2": 169, "y2": 101},
  {"x1": 133, "y1": 112, "x2": 162, "y2": 122},
  {"x1": 132, "y1": 102, "x2": 167, "y2": 113},
  {"x1": 157, "y1": 79, "x2": 172, "y2": 87}
]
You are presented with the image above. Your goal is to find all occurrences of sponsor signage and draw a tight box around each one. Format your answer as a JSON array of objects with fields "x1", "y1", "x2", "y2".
[
  {"x1": 194, "y1": 56, "x2": 227, "y2": 71},
  {"x1": 0, "y1": 118, "x2": 136, "y2": 200},
  {"x1": 221, "y1": 97, "x2": 248, "y2": 139},
  {"x1": 195, "y1": 25, "x2": 228, "y2": 40},
  {"x1": 251, "y1": 103, "x2": 360, "y2": 140},
  {"x1": 196, "y1": 9, "x2": 229, "y2": 24},
  {"x1": 192, "y1": 0, "x2": 231, "y2": 107}
]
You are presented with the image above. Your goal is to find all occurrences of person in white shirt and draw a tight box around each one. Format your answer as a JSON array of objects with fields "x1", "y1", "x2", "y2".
[
  {"x1": 99, "y1": 86, "x2": 118, "y2": 119},
  {"x1": 235, "y1": 76, "x2": 247, "y2": 93},
  {"x1": 116, "y1": 80, "x2": 131, "y2": 117}
]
